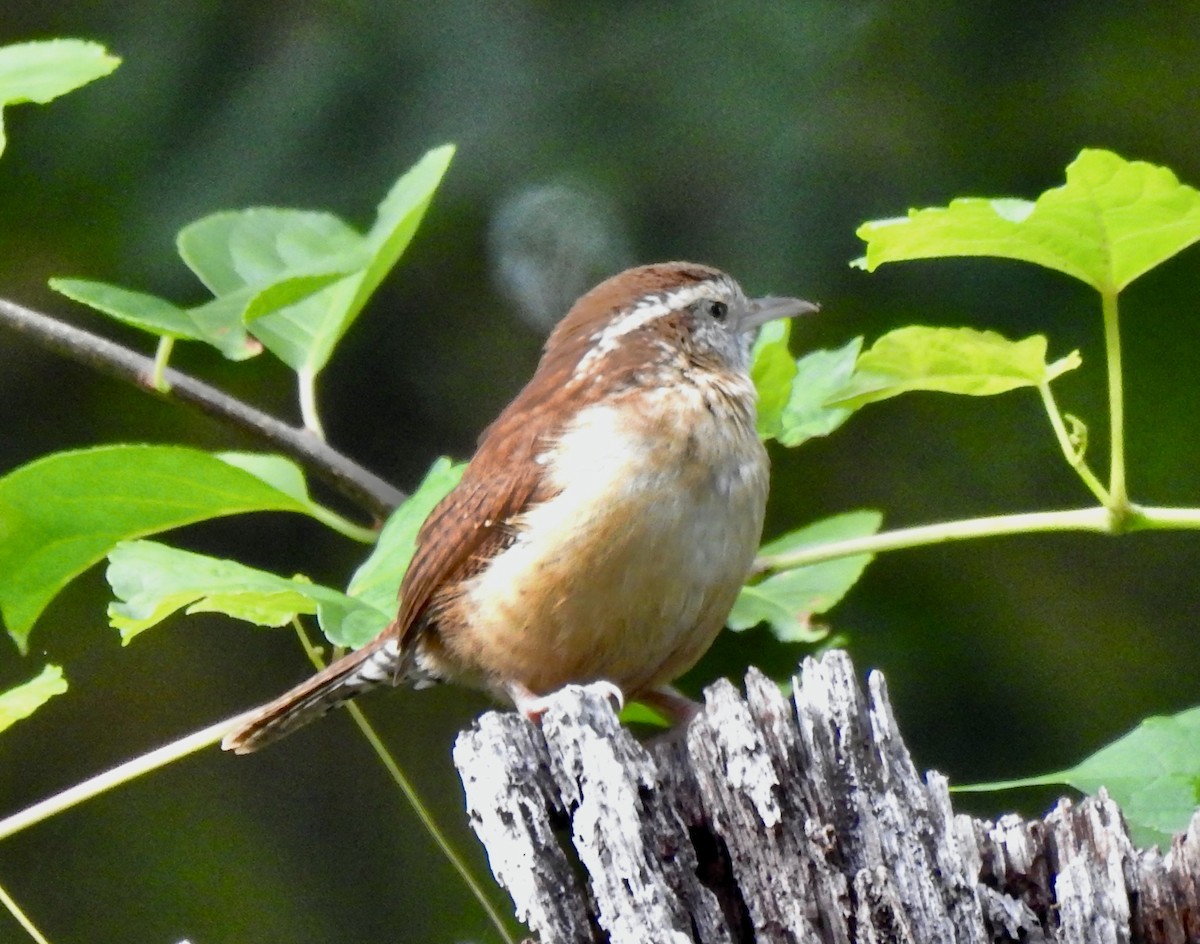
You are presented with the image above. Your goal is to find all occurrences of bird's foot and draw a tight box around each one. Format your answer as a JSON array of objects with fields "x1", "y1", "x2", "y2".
[{"x1": 507, "y1": 679, "x2": 625, "y2": 722}]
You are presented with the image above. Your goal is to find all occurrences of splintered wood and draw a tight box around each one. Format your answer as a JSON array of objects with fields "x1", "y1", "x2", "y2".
[{"x1": 453, "y1": 652, "x2": 1200, "y2": 943}]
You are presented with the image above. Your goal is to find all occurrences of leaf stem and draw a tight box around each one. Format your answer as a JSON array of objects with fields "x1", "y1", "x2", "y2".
[
  {"x1": 0, "y1": 296, "x2": 404, "y2": 519},
  {"x1": 298, "y1": 368, "x2": 325, "y2": 440},
  {"x1": 306, "y1": 505, "x2": 380, "y2": 544},
  {"x1": 1037, "y1": 381, "x2": 1110, "y2": 504},
  {"x1": 0, "y1": 880, "x2": 51, "y2": 944},
  {"x1": 1102, "y1": 290, "x2": 1131, "y2": 517},
  {"x1": 0, "y1": 712, "x2": 248, "y2": 842},
  {"x1": 290, "y1": 622, "x2": 515, "y2": 944},
  {"x1": 151, "y1": 336, "x2": 174, "y2": 391}
]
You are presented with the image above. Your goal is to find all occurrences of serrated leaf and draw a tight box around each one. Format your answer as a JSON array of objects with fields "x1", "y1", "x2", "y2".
[
  {"x1": 829, "y1": 326, "x2": 1081, "y2": 410},
  {"x1": 958, "y1": 706, "x2": 1200, "y2": 850},
  {"x1": 778, "y1": 336, "x2": 863, "y2": 447},
  {"x1": 0, "y1": 446, "x2": 327, "y2": 651},
  {"x1": 0, "y1": 664, "x2": 68, "y2": 735},
  {"x1": 49, "y1": 278, "x2": 260, "y2": 360},
  {"x1": 751, "y1": 319, "x2": 798, "y2": 439},
  {"x1": 107, "y1": 541, "x2": 390, "y2": 646},
  {"x1": 0, "y1": 40, "x2": 120, "y2": 157},
  {"x1": 347, "y1": 457, "x2": 464, "y2": 612},
  {"x1": 730, "y1": 511, "x2": 882, "y2": 641},
  {"x1": 856, "y1": 149, "x2": 1200, "y2": 294}
]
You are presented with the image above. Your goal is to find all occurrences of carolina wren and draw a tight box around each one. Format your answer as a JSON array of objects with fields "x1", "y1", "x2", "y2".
[{"x1": 223, "y1": 262, "x2": 816, "y2": 753}]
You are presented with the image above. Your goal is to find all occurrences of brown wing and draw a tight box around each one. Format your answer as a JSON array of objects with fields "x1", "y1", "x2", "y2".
[
  {"x1": 391, "y1": 261, "x2": 725, "y2": 648},
  {"x1": 389, "y1": 360, "x2": 577, "y2": 650}
]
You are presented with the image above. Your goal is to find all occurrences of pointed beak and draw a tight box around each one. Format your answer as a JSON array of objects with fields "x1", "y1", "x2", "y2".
[{"x1": 740, "y1": 296, "x2": 820, "y2": 334}]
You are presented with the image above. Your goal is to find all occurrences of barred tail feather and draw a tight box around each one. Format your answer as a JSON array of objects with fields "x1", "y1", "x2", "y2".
[{"x1": 221, "y1": 637, "x2": 405, "y2": 754}]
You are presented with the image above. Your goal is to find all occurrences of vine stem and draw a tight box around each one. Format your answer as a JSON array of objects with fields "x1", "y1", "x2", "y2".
[
  {"x1": 1102, "y1": 290, "x2": 1130, "y2": 516},
  {"x1": 0, "y1": 296, "x2": 404, "y2": 519},
  {"x1": 291, "y1": 623, "x2": 515, "y2": 944},
  {"x1": 756, "y1": 507, "x2": 1117, "y2": 573},
  {"x1": 0, "y1": 712, "x2": 249, "y2": 842},
  {"x1": 0, "y1": 880, "x2": 51, "y2": 944}
]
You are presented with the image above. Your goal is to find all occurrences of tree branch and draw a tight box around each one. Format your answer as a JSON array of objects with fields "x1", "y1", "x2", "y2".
[{"x1": 0, "y1": 296, "x2": 405, "y2": 520}]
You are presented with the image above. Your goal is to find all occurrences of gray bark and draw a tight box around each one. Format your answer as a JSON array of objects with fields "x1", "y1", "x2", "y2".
[{"x1": 453, "y1": 651, "x2": 1200, "y2": 944}]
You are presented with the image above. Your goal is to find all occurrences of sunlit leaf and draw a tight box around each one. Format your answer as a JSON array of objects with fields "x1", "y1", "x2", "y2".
[
  {"x1": 828, "y1": 326, "x2": 1081, "y2": 410},
  {"x1": 107, "y1": 541, "x2": 390, "y2": 646},
  {"x1": 0, "y1": 664, "x2": 67, "y2": 735},
  {"x1": 751, "y1": 319, "x2": 798, "y2": 439},
  {"x1": 730, "y1": 511, "x2": 882, "y2": 641},
  {"x1": 856, "y1": 149, "x2": 1200, "y2": 294},
  {"x1": 49, "y1": 278, "x2": 260, "y2": 360},
  {"x1": 347, "y1": 457, "x2": 464, "y2": 613},
  {"x1": 778, "y1": 336, "x2": 863, "y2": 447},
  {"x1": 0, "y1": 39, "x2": 120, "y2": 157},
  {"x1": 177, "y1": 208, "x2": 367, "y2": 371},
  {"x1": 176, "y1": 146, "x2": 454, "y2": 377},
  {"x1": 957, "y1": 705, "x2": 1200, "y2": 850},
  {"x1": 0, "y1": 446, "x2": 324, "y2": 651}
]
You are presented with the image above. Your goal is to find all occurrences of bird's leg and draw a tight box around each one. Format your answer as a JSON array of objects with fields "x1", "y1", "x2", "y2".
[{"x1": 637, "y1": 684, "x2": 702, "y2": 728}]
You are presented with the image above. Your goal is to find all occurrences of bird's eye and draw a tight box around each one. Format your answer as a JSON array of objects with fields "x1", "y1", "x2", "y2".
[{"x1": 705, "y1": 300, "x2": 728, "y2": 322}]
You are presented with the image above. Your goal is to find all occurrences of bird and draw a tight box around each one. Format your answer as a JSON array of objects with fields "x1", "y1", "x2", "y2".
[{"x1": 222, "y1": 262, "x2": 817, "y2": 753}]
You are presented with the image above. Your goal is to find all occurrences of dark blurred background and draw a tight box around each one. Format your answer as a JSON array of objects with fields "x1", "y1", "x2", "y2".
[{"x1": 2, "y1": 2, "x2": 1199, "y2": 942}]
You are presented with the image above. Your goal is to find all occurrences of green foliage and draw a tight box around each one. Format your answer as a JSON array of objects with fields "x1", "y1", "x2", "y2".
[
  {"x1": 775, "y1": 337, "x2": 861, "y2": 447},
  {"x1": 0, "y1": 446, "x2": 344, "y2": 651},
  {"x1": 829, "y1": 326, "x2": 1081, "y2": 409},
  {"x1": 0, "y1": 664, "x2": 67, "y2": 734},
  {"x1": 750, "y1": 319, "x2": 798, "y2": 438},
  {"x1": 107, "y1": 541, "x2": 391, "y2": 647},
  {"x1": 958, "y1": 706, "x2": 1200, "y2": 849},
  {"x1": 346, "y1": 458, "x2": 464, "y2": 613},
  {"x1": 50, "y1": 145, "x2": 455, "y2": 432},
  {"x1": 730, "y1": 511, "x2": 882, "y2": 642},
  {"x1": 105, "y1": 456, "x2": 463, "y2": 648},
  {"x1": 49, "y1": 278, "x2": 262, "y2": 360},
  {"x1": 0, "y1": 39, "x2": 119, "y2": 157},
  {"x1": 855, "y1": 149, "x2": 1200, "y2": 295}
]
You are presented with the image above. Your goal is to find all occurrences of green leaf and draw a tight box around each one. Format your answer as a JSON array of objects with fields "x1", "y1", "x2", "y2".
[
  {"x1": 0, "y1": 39, "x2": 120, "y2": 157},
  {"x1": 176, "y1": 146, "x2": 455, "y2": 378},
  {"x1": 730, "y1": 511, "x2": 882, "y2": 641},
  {"x1": 0, "y1": 446, "x2": 325, "y2": 651},
  {"x1": 177, "y1": 208, "x2": 367, "y2": 371},
  {"x1": 49, "y1": 278, "x2": 260, "y2": 360},
  {"x1": 957, "y1": 706, "x2": 1200, "y2": 849},
  {"x1": 751, "y1": 319, "x2": 798, "y2": 439},
  {"x1": 856, "y1": 149, "x2": 1200, "y2": 294},
  {"x1": 107, "y1": 541, "x2": 390, "y2": 647},
  {"x1": 347, "y1": 457, "x2": 464, "y2": 613},
  {"x1": 828, "y1": 326, "x2": 1081, "y2": 410},
  {"x1": 0, "y1": 664, "x2": 68, "y2": 735},
  {"x1": 352, "y1": 144, "x2": 456, "y2": 312},
  {"x1": 778, "y1": 336, "x2": 863, "y2": 447}
]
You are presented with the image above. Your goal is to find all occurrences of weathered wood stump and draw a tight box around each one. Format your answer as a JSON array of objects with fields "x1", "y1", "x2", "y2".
[{"x1": 453, "y1": 651, "x2": 1200, "y2": 943}]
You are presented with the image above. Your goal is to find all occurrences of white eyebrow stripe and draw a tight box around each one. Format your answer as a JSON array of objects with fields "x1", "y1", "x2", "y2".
[{"x1": 573, "y1": 278, "x2": 734, "y2": 377}]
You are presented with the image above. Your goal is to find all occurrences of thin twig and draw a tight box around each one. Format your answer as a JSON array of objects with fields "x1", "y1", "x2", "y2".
[
  {"x1": 0, "y1": 880, "x2": 51, "y2": 944},
  {"x1": 0, "y1": 712, "x2": 251, "y2": 842},
  {"x1": 291, "y1": 622, "x2": 517, "y2": 944},
  {"x1": 0, "y1": 296, "x2": 405, "y2": 520}
]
